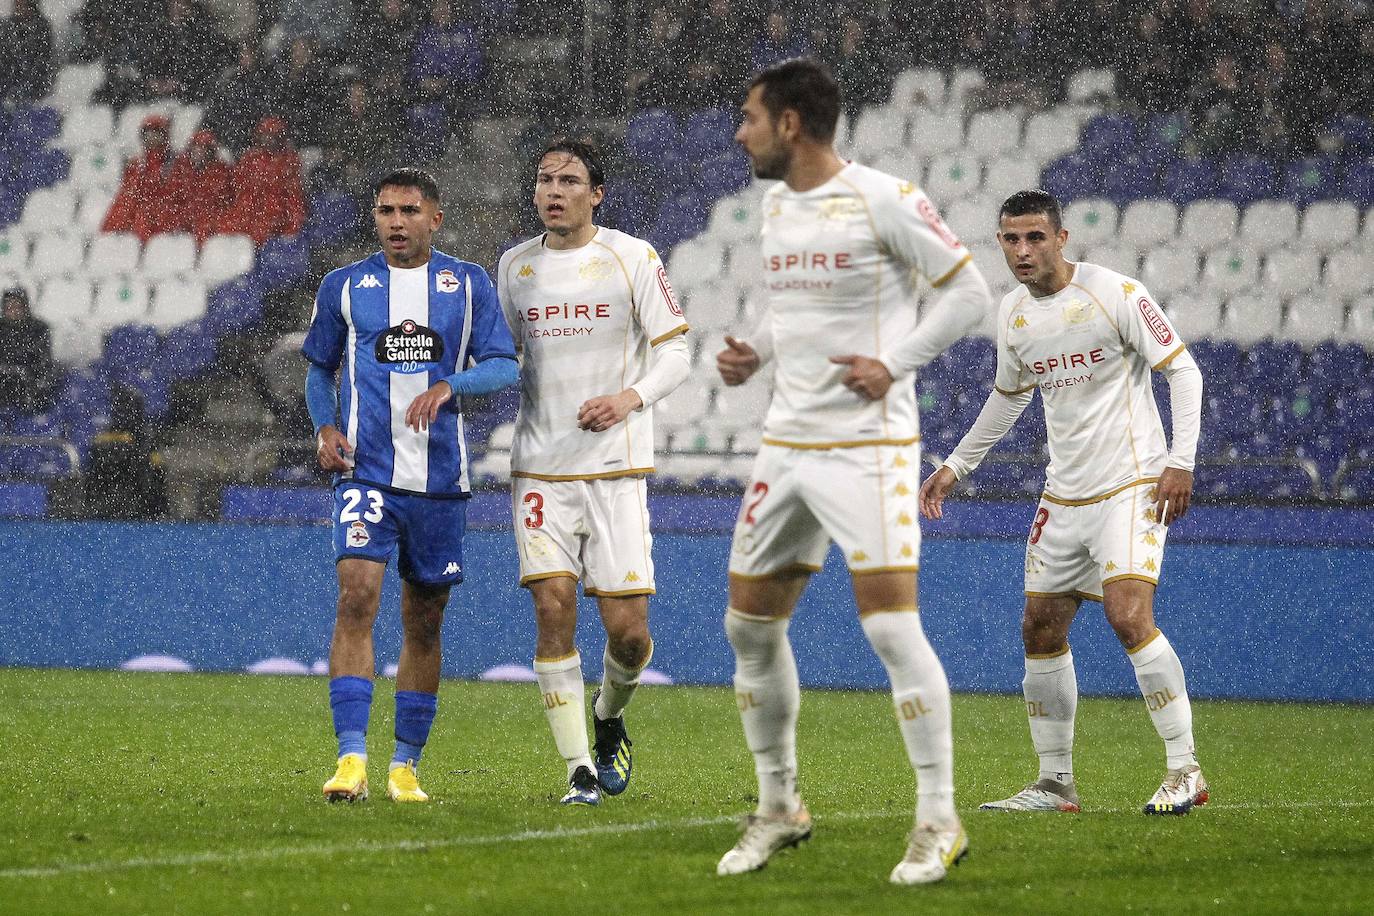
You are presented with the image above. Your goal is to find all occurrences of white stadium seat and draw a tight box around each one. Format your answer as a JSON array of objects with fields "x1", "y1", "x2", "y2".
[
  {"x1": 149, "y1": 278, "x2": 209, "y2": 329},
  {"x1": 43, "y1": 62, "x2": 105, "y2": 112},
  {"x1": 1178, "y1": 200, "x2": 1239, "y2": 250},
  {"x1": 51, "y1": 315, "x2": 102, "y2": 367},
  {"x1": 1281, "y1": 295, "x2": 1346, "y2": 345},
  {"x1": 1141, "y1": 247, "x2": 1200, "y2": 300},
  {"x1": 85, "y1": 232, "x2": 141, "y2": 278},
  {"x1": 75, "y1": 187, "x2": 116, "y2": 236},
  {"x1": 0, "y1": 231, "x2": 29, "y2": 276},
  {"x1": 28, "y1": 232, "x2": 81, "y2": 281},
  {"x1": 1164, "y1": 288, "x2": 1222, "y2": 340},
  {"x1": 1066, "y1": 68, "x2": 1115, "y2": 102},
  {"x1": 965, "y1": 109, "x2": 1023, "y2": 157},
  {"x1": 706, "y1": 194, "x2": 759, "y2": 244},
  {"x1": 1261, "y1": 248, "x2": 1322, "y2": 300},
  {"x1": 668, "y1": 236, "x2": 724, "y2": 286},
  {"x1": 924, "y1": 153, "x2": 982, "y2": 202},
  {"x1": 1117, "y1": 199, "x2": 1177, "y2": 251},
  {"x1": 55, "y1": 103, "x2": 115, "y2": 149},
  {"x1": 711, "y1": 378, "x2": 772, "y2": 434},
  {"x1": 1062, "y1": 198, "x2": 1118, "y2": 247},
  {"x1": 141, "y1": 233, "x2": 199, "y2": 280},
  {"x1": 1081, "y1": 243, "x2": 1140, "y2": 276},
  {"x1": 943, "y1": 197, "x2": 1000, "y2": 248},
  {"x1": 908, "y1": 108, "x2": 964, "y2": 157},
  {"x1": 679, "y1": 282, "x2": 734, "y2": 336},
  {"x1": 947, "y1": 68, "x2": 986, "y2": 108},
  {"x1": 1201, "y1": 247, "x2": 1261, "y2": 295},
  {"x1": 35, "y1": 277, "x2": 94, "y2": 328},
  {"x1": 1344, "y1": 295, "x2": 1374, "y2": 344},
  {"x1": 1219, "y1": 292, "x2": 1281, "y2": 343},
  {"x1": 91, "y1": 277, "x2": 152, "y2": 329},
  {"x1": 851, "y1": 106, "x2": 906, "y2": 158},
  {"x1": 869, "y1": 149, "x2": 925, "y2": 183},
  {"x1": 69, "y1": 143, "x2": 123, "y2": 192},
  {"x1": 1321, "y1": 248, "x2": 1374, "y2": 300},
  {"x1": 1237, "y1": 201, "x2": 1299, "y2": 249},
  {"x1": 979, "y1": 156, "x2": 1041, "y2": 206},
  {"x1": 656, "y1": 377, "x2": 713, "y2": 430},
  {"x1": 1022, "y1": 109, "x2": 1079, "y2": 162},
  {"x1": 1298, "y1": 201, "x2": 1359, "y2": 253},
  {"x1": 18, "y1": 186, "x2": 79, "y2": 238},
  {"x1": 169, "y1": 103, "x2": 204, "y2": 151},
  {"x1": 487, "y1": 422, "x2": 516, "y2": 451},
  {"x1": 890, "y1": 68, "x2": 946, "y2": 111},
  {"x1": 198, "y1": 234, "x2": 255, "y2": 287}
]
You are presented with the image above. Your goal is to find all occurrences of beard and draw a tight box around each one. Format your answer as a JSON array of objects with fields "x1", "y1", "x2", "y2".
[{"x1": 749, "y1": 143, "x2": 791, "y2": 181}]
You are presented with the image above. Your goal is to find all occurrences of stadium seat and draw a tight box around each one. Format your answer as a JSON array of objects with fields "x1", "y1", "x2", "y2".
[
  {"x1": 1022, "y1": 109, "x2": 1080, "y2": 162},
  {"x1": 1140, "y1": 247, "x2": 1200, "y2": 299},
  {"x1": 696, "y1": 148, "x2": 751, "y2": 200},
  {"x1": 1065, "y1": 68, "x2": 1114, "y2": 102},
  {"x1": 1342, "y1": 295, "x2": 1374, "y2": 344},
  {"x1": 923, "y1": 153, "x2": 981, "y2": 201},
  {"x1": 1220, "y1": 292, "x2": 1282, "y2": 343},
  {"x1": 253, "y1": 235, "x2": 309, "y2": 291},
  {"x1": 1164, "y1": 288, "x2": 1222, "y2": 340},
  {"x1": 1238, "y1": 200, "x2": 1299, "y2": 249},
  {"x1": 965, "y1": 109, "x2": 1022, "y2": 157},
  {"x1": 682, "y1": 108, "x2": 736, "y2": 159},
  {"x1": 104, "y1": 324, "x2": 159, "y2": 372},
  {"x1": 1163, "y1": 156, "x2": 1221, "y2": 205},
  {"x1": 907, "y1": 109, "x2": 964, "y2": 157},
  {"x1": 18, "y1": 186, "x2": 78, "y2": 238},
  {"x1": 624, "y1": 108, "x2": 682, "y2": 163},
  {"x1": 869, "y1": 149, "x2": 925, "y2": 183},
  {"x1": 1261, "y1": 248, "x2": 1322, "y2": 300},
  {"x1": 890, "y1": 68, "x2": 946, "y2": 110},
  {"x1": 74, "y1": 187, "x2": 115, "y2": 236},
  {"x1": 947, "y1": 68, "x2": 986, "y2": 108},
  {"x1": 656, "y1": 376, "x2": 712, "y2": 428},
  {"x1": 1280, "y1": 295, "x2": 1345, "y2": 346},
  {"x1": 198, "y1": 234, "x2": 255, "y2": 288},
  {"x1": 647, "y1": 188, "x2": 708, "y2": 251},
  {"x1": 706, "y1": 192, "x2": 760, "y2": 244},
  {"x1": 0, "y1": 231, "x2": 28, "y2": 276},
  {"x1": 668, "y1": 237, "x2": 725, "y2": 286},
  {"x1": 1201, "y1": 247, "x2": 1261, "y2": 295},
  {"x1": 50, "y1": 314, "x2": 100, "y2": 366},
  {"x1": 678, "y1": 282, "x2": 732, "y2": 336},
  {"x1": 303, "y1": 191, "x2": 361, "y2": 248},
  {"x1": 979, "y1": 156, "x2": 1041, "y2": 206},
  {"x1": 1078, "y1": 113, "x2": 1137, "y2": 159},
  {"x1": 600, "y1": 180, "x2": 651, "y2": 238},
  {"x1": 1061, "y1": 198, "x2": 1117, "y2": 247},
  {"x1": 1081, "y1": 243, "x2": 1139, "y2": 275},
  {"x1": 43, "y1": 63, "x2": 104, "y2": 113},
  {"x1": 1100, "y1": 155, "x2": 1159, "y2": 206},
  {"x1": 68, "y1": 144, "x2": 122, "y2": 191},
  {"x1": 1342, "y1": 159, "x2": 1374, "y2": 210},
  {"x1": 1298, "y1": 201, "x2": 1359, "y2": 253},
  {"x1": 91, "y1": 278, "x2": 151, "y2": 329},
  {"x1": 156, "y1": 318, "x2": 218, "y2": 380},
  {"x1": 944, "y1": 197, "x2": 999, "y2": 247},
  {"x1": 27, "y1": 231, "x2": 80, "y2": 281},
  {"x1": 140, "y1": 233, "x2": 198, "y2": 281},
  {"x1": 1117, "y1": 199, "x2": 1177, "y2": 251},
  {"x1": 1178, "y1": 200, "x2": 1239, "y2": 250},
  {"x1": 1219, "y1": 154, "x2": 1278, "y2": 206},
  {"x1": 204, "y1": 277, "x2": 264, "y2": 334},
  {"x1": 1282, "y1": 156, "x2": 1338, "y2": 207},
  {"x1": 8, "y1": 106, "x2": 61, "y2": 149},
  {"x1": 54, "y1": 103, "x2": 114, "y2": 149},
  {"x1": 149, "y1": 278, "x2": 209, "y2": 329},
  {"x1": 1041, "y1": 152, "x2": 1103, "y2": 203},
  {"x1": 84, "y1": 232, "x2": 140, "y2": 278}
]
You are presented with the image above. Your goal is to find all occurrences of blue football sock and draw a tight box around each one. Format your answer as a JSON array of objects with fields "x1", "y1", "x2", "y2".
[
  {"x1": 330, "y1": 676, "x2": 373, "y2": 758},
  {"x1": 392, "y1": 690, "x2": 438, "y2": 767}
]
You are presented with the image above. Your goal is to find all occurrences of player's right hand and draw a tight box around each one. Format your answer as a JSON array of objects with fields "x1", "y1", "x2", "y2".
[
  {"x1": 918, "y1": 465, "x2": 958, "y2": 520},
  {"x1": 717, "y1": 335, "x2": 759, "y2": 386},
  {"x1": 316, "y1": 425, "x2": 354, "y2": 472}
]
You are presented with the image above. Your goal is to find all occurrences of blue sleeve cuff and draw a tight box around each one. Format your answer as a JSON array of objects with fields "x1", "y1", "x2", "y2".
[
  {"x1": 305, "y1": 362, "x2": 337, "y2": 435},
  {"x1": 443, "y1": 356, "x2": 518, "y2": 398}
]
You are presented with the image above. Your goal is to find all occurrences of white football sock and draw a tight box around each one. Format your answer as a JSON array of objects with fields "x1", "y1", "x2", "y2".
[
  {"x1": 1024, "y1": 649, "x2": 1077, "y2": 783},
  {"x1": 860, "y1": 610, "x2": 957, "y2": 827},
  {"x1": 724, "y1": 608, "x2": 801, "y2": 816},
  {"x1": 533, "y1": 652, "x2": 591, "y2": 778},
  {"x1": 595, "y1": 640, "x2": 652, "y2": 721},
  {"x1": 1128, "y1": 630, "x2": 1198, "y2": 770}
]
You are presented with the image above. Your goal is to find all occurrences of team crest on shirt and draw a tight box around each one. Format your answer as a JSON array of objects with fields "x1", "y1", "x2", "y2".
[
  {"x1": 819, "y1": 196, "x2": 864, "y2": 220},
  {"x1": 346, "y1": 521, "x2": 370, "y2": 548},
  {"x1": 579, "y1": 257, "x2": 614, "y2": 281},
  {"x1": 1062, "y1": 299, "x2": 1094, "y2": 325},
  {"x1": 435, "y1": 269, "x2": 461, "y2": 293},
  {"x1": 376, "y1": 319, "x2": 444, "y2": 372}
]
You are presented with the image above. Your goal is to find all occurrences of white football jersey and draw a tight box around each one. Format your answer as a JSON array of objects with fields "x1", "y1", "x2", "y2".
[
  {"x1": 498, "y1": 227, "x2": 688, "y2": 480},
  {"x1": 994, "y1": 261, "x2": 1188, "y2": 502},
  {"x1": 756, "y1": 161, "x2": 971, "y2": 447}
]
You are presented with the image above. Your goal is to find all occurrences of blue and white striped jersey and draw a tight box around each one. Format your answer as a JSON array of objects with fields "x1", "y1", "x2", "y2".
[{"x1": 302, "y1": 250, "x2": 517, "y2": 497}]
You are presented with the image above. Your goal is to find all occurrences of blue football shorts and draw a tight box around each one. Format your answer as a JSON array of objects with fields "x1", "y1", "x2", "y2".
[{"x1": 332, "y1": 482, "x2": 466, "y2": 586}]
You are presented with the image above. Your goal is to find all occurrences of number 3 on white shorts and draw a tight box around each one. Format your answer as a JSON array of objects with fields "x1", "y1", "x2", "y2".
[{"x1": 340, "y1": 488, "x2": 384, "y2": 523}]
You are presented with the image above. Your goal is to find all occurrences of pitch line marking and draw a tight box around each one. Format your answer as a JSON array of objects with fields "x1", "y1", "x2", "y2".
[{"x1": 3, "y1": 800, "x2": 1371, "y2": 880}]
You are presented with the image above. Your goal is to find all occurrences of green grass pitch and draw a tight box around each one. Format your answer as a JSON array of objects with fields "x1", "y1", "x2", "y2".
[{"x1": 1, "y1": 669, "x2": 1371, "y2": 915}]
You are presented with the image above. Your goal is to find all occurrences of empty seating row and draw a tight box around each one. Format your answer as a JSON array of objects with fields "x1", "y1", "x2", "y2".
[{"x1": 0, "y1": 231, "x2": 254, "y2": 288}]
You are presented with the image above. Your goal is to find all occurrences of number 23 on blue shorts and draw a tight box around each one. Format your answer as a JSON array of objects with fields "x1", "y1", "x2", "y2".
[{"x1": 332, "y1": 482, "x2": 467, "y2": 586}]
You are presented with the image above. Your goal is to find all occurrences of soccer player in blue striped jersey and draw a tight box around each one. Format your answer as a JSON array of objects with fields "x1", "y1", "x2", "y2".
[{"x1": 302, "y1": 167, "x2": 518, "y2": 803}]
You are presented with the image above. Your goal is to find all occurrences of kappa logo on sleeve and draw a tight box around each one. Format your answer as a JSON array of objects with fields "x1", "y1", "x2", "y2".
[{"x1": 1137, "y1": 297, "x2": 1173, "y2": 346}]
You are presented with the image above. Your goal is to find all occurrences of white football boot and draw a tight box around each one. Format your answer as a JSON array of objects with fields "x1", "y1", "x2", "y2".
[
  {"x1": 889, "y1": 821, "x2": 969, "y2": 885},
  {"x1": 1143, "y1": 764, "x2": 1209, "y2": 815},
  {"x1": 716, "y1": 805, "x2": 812, "y2": 875},
  {"x1": 979, "y1": 778, "x2": 1081, "y2": 812}
]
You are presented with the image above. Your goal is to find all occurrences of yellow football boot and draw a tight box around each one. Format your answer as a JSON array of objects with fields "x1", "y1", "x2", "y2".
[
  {"x1": 322, "y1": 753, "x2": 368, "y2": 802},
  {"x1": 387, "y1": 760, "x2": 429, "y2": 803}
]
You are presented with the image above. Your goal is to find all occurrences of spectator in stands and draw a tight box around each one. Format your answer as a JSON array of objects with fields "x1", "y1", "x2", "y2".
[
  {"x1": 346, "y1": 0, "x2": 416, "y2": 121},
  {"x1": 274, "y1": 0, "x2": 354, "y2": 57},
  {"x1": 0, "y1": 287, "x2": 55, "y2": 415},
  {"x1": 314, "y1": 77, "x2": 401, "y2": 204},
  {"x1": 626, "y1": 7, "x2": 687, "y2": 110},
  {"x1": 169, "y1": 129, "x2": 233, "y2": 244},
  {"x1": 411, "y1": 0, "x2": 486, "y2": 117},
  {"x1": 829, "y1": 14, "x2": 891, "y2": 124},
  {"x1": 131, "y1": 0, "x2": 232, "y2": 102},
  {"x1": 0, "y1": 0, "x2": 56, "y2": 104},
  {"x1": 219, "y1": 116, "x2": 308, "y2": 245},
  {"x1": 275, "y1": 36, "x2": 338, "y2": 150},
  {"x1": 677, "y1": 0, "x2": 758, "y2": 109},
  {"x1": 203, "y1": 39, "x2": 279, "y2": 154},
  {"x1": 1118, "y1": 8, "x2": 1189, "y2": 114},
  {"x1": 1187, "y1": 53, "x2": 1258, "y2": 157},
  {"x1": 103, "y1": 114, "x2": 181, "y2": 242},
  {"x1": 750, "y1": 10, "x2": 813, "y2": 74},
  {"x1": 1342, "y1": 21, "x2": 1374, "y2": 119},
  {"x1": 977, "y1": 4, "x2": 1059, "y2": 109}
]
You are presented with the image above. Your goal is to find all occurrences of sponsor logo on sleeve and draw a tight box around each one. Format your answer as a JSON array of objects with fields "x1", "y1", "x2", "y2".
[
  {"x1": 1137, "y1": 297, "x2": 1173, "y2": 346},
  {"x1": 916, "y1": 197, "x2": 962, "y2": 249},
  {"x1": 657, "y1": 266, "x2": 682, "y2": 316}
]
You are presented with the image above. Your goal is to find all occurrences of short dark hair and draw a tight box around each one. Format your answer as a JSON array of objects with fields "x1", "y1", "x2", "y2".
[
  {"x1": 376, "y1": 167, "x2": 441, "y2": 204},
  {"x1": 748, "y1": 57, "x2": 841, "y2": 143},
  {"x1": 999, "y1": 189, "x2": 1063, "y2": 231},
  {"x1": 539, "y1": 139, "x2": 606, "y2": 191}
]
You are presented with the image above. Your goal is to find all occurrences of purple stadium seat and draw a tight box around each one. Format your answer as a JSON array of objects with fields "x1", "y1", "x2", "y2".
[
  {"x1": 1326, "y1": 115, "x2": 1374, "y2": 158},
  {"x1": 103, "y1": 325, "x2": 160, "y2": 373},
  {"x1": 406, "y1": 103, "x2": 450, "y2": 161},
  {"x1": 1101, "y1": 155, "x2": 1160, "y2": 206},
  {"x1": 646, "y1": 188, "x2": 707, "y2": 252},
  {"x1": 1239, "y1": 339, "x2": 1303, "y2": 396},
  {"x1": 1342, "y1": 159, "x2": 1374, "y2": 210},
  {"x1": 304, "y1": 191, "x2": 361, "y2": 248},
  {"x1": 157, "y1": 320, "x2": 219, "y2": 381},
  {"x1": 13, "y1": 147, "x2": 70, "y2": 194},
  {"x1": 625, "y1": 108, "x2": 683, "y2": 163},
  {"x1": 205, "y1": 278, "x2": 265, "y2": 335},
  {"x1": 253, "y1": 235, "x2": 310, "y2": 292},
  {"x1": 1041, "y1": 152, "x2": 1102, "y2": 203},
  {"x1": 682, "y1": 108, "x2": 737, "y2": 159},
  {"x1": 1163, "y1": 156, "x2": 1221, "y2": 205},
  {"x1": 1143, "y1": 111, "x2": 1189, "y2": 148},
  {"x1": 1078, "y1": 114, "x2": 1138, "y2": 160},
  {"x1": 599, "y1": 180, "x2": 651, "y2": 238},
  {"x1": 7, "y1": 106, "x2": 61, "y2": 150},
  {"x1": 1188, "y1": 337, "x2": 1241, "y2": 385},
  {"x1": 1282, "y1": 156, "x2": 1338, "y2": 208},
  {"x1": 695, "y1": 149, "x2": 751, "y2": 201},
  {"x1": 1219, "y1": 154, "x2": 1278, "y2": 206}
]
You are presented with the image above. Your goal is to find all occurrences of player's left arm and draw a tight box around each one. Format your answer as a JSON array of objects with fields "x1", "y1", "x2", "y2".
[
  {"x1": 831, "y1": 186, "x2": 990, "y2": 399},
  {"x1": 1118, "y1": 284, "x2": 1204, "y2": 525},
  {"x1": 578, "y1": 243, "x2": 690, "y2": 433},
  {"x1": 406, "y1": 266, "x2": 519, "y2": 431}
]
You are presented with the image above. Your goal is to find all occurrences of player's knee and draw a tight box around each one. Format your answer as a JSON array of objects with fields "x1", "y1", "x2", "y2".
[
  {"x1": 336, "y1": 583, "x2": 381, "y2": 625},
  {"x1": 607, "y1": 631, "x2": 650, "y2": 668},
  {"x1": 724, "y1": 608, "x2": 788, "y2": 661}
]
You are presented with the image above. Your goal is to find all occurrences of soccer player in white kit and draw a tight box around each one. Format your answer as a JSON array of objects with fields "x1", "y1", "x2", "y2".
[
  {"x1": 497, "y1": 140, "x2": 690, "y2": 807},
  {"x1": 920, "y1": 189, "x2": 1209, "y2": 816},
  {"x1": 714, "y1": 59, "x2": 992, "y2": 885}
]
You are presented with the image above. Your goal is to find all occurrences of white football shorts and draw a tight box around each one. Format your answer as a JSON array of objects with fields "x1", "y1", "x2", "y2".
[
  {"x1": 512, "y1": 476, "x2": 655, "y2": 597},
  {"x1": 1023, "y1": 479, "x2": 1168, "y2": 601},
  {"x1": 728, "y1": 442, "x2": 922, "y2": 579}
]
